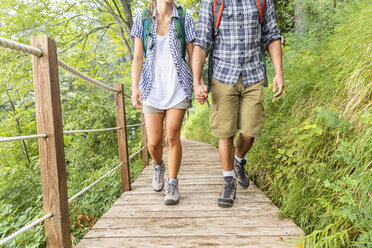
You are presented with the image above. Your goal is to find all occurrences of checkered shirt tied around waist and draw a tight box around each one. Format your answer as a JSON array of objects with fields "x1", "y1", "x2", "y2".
[
  {"x1": 195, "y1": 0, "x2": 281, "y2": 87},
  {"x1": 131, "y1": 6, "x2": 196, "y2": 101}
]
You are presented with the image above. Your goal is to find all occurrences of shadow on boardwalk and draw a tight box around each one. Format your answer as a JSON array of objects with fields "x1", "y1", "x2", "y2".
[{"x1": 77, "y1": 139, "x2": 305, "y2": 248}]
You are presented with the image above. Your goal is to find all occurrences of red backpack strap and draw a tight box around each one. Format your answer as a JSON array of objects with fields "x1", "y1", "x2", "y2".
[
  {"x1": 256, "y1": 0, "x2": 266, "y2": 23},
  {"x1": 213, "y1": 0, "x2": 224, "y2": 37}
]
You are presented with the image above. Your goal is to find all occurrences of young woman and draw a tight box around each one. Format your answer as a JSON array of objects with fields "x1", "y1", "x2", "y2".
[{"x1": 130, "y1": 0, "x2": 196, "y2": 205}]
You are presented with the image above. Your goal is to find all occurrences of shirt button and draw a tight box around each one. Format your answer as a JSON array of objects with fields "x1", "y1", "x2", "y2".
[
  {"x1": 240, "y1": 26, "x2": 243, "y2": 28},
  {"x1": 239, "y1": 13, "x2": 242, "y2": 16},
  {"x1": 241, "y1": 39, "x2": 243, "y2": 42}
]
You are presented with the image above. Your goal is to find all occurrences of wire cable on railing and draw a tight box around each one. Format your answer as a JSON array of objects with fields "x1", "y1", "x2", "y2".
[
  {"x1": 57, "y1": 59, "x2": 120, "y2": 93},
  {"x1": 126, "y1": 123, "x2": 144, "y2": 128},
  {"x1": 0, "y1": 213, "x2": 52, "y2": 245},
  {"x1": 68, "y1": 162, "x2": 123, "y2": 203},
  {"x1": 0, "y1": 134, "x2": 48, "y2": 143},
  {"x1": 63, "y1": 127, "x2": 121, "y2": 135},
  {"x1": 67, "y1": 146, "x2": 148, "y2": 203},
  {"x1": 129, "y1": 146, "x2": 147, "y2": 159},
  {"x1": 0, "y1": 37, "x2": 43, "y2": 57}
]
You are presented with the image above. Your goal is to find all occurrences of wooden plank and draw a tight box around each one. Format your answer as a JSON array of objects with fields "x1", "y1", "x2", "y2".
[
  {"x1": 128, "y1": 184, "x2": 253, "y2": 192},
  {"x1": 77, "y1": 138, "x2": 305, "y2": 247},
  {"x1": 114, "y1": 83, "x2": 131, "y2": 192},
  {"x1": 99, "y1": 209, "x2": 281, "y2": 219},
  {"x1": 114, "y1": 193, "x2": 271, "y2": 204},
  {"x1": 31, "y1": 36, "x2": 71, "y2": 248},
  {"x1": 77, "y1": 236, "x2": 301, "y2": 248},
  {"x1": 92, "y1": 216, "x2": 298, "y2": 229},
  {"x1": 84, "y1": 226, "x2": 302, "y2": 238},
  {"x1": 105, "y1": 203, "x2": 278, "y2": 212}
]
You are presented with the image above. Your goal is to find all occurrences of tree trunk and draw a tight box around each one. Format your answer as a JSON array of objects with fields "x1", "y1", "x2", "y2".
[
  {"x1": 7, "y1": 97, "x2": 32, "y2": 169},
  {"x1": 294, "y1": 0, "x2": 306, "y2": 34},
  {"x1": 119, "y1": 0, "x2": 134, "y2": 58}
]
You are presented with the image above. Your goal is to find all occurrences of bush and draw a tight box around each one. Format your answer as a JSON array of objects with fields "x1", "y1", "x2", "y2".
[{"x1": 183, "y1": 1, "x2": 372, "y2": 247}]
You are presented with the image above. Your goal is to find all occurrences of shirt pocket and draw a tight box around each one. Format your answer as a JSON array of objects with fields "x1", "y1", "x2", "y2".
[{"x1": 245, "y1": 6, "x2": 260, "y2": 28}]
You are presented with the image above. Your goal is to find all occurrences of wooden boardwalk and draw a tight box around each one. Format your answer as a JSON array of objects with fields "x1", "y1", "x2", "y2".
[{"x1": 77, "y1": 139, "x2": 304, "y2": 247}]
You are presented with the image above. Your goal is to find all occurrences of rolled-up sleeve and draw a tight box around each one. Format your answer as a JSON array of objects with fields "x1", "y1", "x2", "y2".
[
  {"x1": 185, "y1": 12, "x2": 197, "y2": 43},
  {"x1": 262, "y1": 0, "x2": 281, "y2": 48},
  {"x1": 194, "y1": 0, "x2": 213, "y2": 53},
  {"x1": 131, "y1": 15, "x2": 143, "y2": 40}
]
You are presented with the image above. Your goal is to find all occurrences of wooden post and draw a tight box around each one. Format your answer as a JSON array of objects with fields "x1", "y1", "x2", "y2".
[
  {"x1": 114, "y1": 84, "x2": 131, "y2": 192},
  {"x1": 141, "y1": 112, "x2": 149, "y2": 168},
  {"x1": 30, "y1": 36, "x2": 71, "y2": 248}
]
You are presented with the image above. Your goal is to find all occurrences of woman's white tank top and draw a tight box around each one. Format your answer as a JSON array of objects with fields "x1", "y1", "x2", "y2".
[{"x1": 143, "y1": 33, "x2": 186, "y2": 109}]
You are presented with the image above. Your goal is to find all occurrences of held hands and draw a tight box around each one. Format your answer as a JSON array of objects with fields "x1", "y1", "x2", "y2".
[
  {"x1": 131, "y1": 87, "x2": 142, "y2": 109},
  {"x1": 194, "y1": 78, "x2": 208, "y2": 105},
  {"x1": 272, "y1": 74, "x2": 285, "y2": 98}
]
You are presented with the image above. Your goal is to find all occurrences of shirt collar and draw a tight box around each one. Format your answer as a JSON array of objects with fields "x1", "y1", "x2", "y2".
[{"x1": 152, "y1": 6, "x2": 179, "y2": 19}]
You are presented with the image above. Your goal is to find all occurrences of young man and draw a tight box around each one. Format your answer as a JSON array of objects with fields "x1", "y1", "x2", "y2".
[{"x1": 192, "y1": 0, "x2": 284, "y2": 207}]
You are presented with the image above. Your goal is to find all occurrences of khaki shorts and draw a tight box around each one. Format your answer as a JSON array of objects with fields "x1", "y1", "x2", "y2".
[
  {"x1": 209, "y1": 77, "x2": 265, "y2": 138},
  {"x1": 142, "y1": 98, "x2": 192, "y2": 114}
]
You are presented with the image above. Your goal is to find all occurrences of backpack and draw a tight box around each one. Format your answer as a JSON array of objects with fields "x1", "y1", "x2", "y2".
[
  {"x1": 208, "y1": 0, "x2": 268, "y2": 92},
  {"x1": 142, "y1": 6, "x2": 187, "y2": 59}
]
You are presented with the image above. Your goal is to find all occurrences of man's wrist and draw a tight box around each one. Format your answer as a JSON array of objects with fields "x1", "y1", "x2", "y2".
[
  {"x1": 275, "y1": 72, "x2": 284, "y2": 79},
  {"x1": 193, "y1": 80, "x2": 203, "y2": 87}
]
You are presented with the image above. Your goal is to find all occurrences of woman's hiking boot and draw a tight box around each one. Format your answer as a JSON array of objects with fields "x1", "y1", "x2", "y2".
[
  {"x1": 218, "y1": 176, "x2": 236, "y2": 208},
  {"x1": 234, "y1": 158, "x2": 250, "y2": 189},
  {"x1": 152, "y1": 161, "x2": 165, "y2": 192},
  {"x1": 164, "y1": 179, "x2": 179, "y2": 205}
]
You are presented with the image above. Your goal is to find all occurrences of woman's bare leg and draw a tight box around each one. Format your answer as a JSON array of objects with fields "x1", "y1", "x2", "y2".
[
  {"x1": 144, "y1": 113, "x2": 165, "y2": 165},
  {"x1": 165, "y1": 109, "x2": 186, "y2": 179}
]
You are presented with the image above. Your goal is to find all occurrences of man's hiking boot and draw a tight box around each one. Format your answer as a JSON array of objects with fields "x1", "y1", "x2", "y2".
[
  {"x1": 152, "y1": 161, "x2": 165, "y2": 192},
  {"x1": 164, "y1": 179, "x2": 179, "y2": 205},
  {"x1": 234, "y1": 158, "x2": 250, "y2": 189},
  {"x1": 218, "y1": 176, "x2": 236, "y2": 208}
]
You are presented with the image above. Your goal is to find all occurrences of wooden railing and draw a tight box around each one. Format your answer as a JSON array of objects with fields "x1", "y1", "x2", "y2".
[{"x1": 0, "y1": 36, "x2": 149, "y2": 247}]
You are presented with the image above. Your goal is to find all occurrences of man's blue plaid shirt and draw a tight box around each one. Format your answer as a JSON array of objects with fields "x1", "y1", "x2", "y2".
[
  {"x1": 195, "y1": 0, "x2": 281, "y2": 86},
  {"x1": 131, "y1": 6, "x2": 196, "y2": 100}
]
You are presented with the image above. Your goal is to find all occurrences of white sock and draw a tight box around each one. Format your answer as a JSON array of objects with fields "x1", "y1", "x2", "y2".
[
  {"x1": 153, "y1": 162, "x2": 161, "y2": 169},
  {"x1": 168, "y1": 178, "x2": 178, "y2": 184},
  {"x1": 234, "y1": 154, "x2": 243, "y2": 163},
  {"x1": 222, "y1": 170, "x2": 234, "y2": 177}
]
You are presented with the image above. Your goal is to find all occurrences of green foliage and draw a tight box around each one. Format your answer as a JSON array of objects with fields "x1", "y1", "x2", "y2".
[
  {"x1": 274, "y1": 0, "x2": 295, "y2": 35},
  {"x1": 0, "y1": 0, "x2": 144, "y2": 247},
  {"x1": 182, "y1": 102, "x2": 218, "y2": 146},
  {"x1": 184, "y1": 0, "x2": 372, "y2": 247}
]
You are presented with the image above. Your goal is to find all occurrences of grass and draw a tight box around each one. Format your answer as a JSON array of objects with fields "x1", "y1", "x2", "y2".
[{"x1": 183, "y1": 1, "x2": 372, "y2": 247}]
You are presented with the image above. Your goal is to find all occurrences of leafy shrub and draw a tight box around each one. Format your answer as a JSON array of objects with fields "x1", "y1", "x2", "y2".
[{"x1": 183, "y1": 1, "x2": 372, "y2": 247}]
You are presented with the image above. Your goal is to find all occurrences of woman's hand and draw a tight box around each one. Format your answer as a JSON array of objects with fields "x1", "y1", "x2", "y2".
[
  {"x1": 194, "y1": 78, "x2": 208, "y2": 105},
  {"x1": 131, "y1": 87, "x2": 142, "y2": 109}
]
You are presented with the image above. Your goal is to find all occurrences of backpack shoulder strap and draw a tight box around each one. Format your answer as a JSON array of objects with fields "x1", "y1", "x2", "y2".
[
  {"x1": 256, "y1": 0, "x2": 268, "y2": 87},
  {"x1": 256, "y1": 0, "x2": 266, "y2": 23},
  {"x1": 142, "y1": 8, "x2": 153, "y2": 58},
  {"x1": 213, "y1": 0, "x2": 224, "y2": 37},
  {"x1": 175, "y1": 6, "x2": 187, "y2": 59}
]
